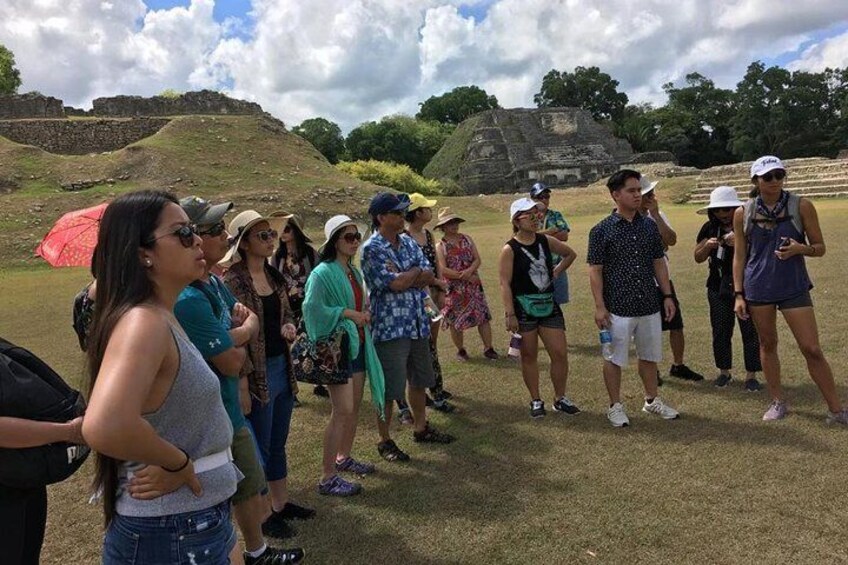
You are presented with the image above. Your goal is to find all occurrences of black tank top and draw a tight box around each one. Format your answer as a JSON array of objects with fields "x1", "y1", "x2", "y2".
[{"x1": 507, "y1": 234, "x2": 554, "y2": 297}]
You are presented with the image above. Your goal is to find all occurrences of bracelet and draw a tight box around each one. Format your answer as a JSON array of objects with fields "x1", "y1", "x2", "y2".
[
  {"x1": 162, "y1": 448, "x2": 190, "y2": 473},
  {"x1": 734, "y1": 291, "x2": 745, "y2": 298},
  {"x1": 662, "y1": 294, "x2": 673, "y2": 299}
]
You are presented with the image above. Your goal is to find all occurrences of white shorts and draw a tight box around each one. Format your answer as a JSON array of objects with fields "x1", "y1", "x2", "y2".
[{"x1": 608, "y1": 312, "x2": 663, "y2": 368}]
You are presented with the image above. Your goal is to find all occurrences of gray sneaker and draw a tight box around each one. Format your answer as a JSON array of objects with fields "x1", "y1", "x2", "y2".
[
  {"x1": 826, "y1": 408, "x2": 848, "y2": 426},
  {"x1": 762, "y1": 400, "x2": 788, "y2": 421},
  {"x1": 642, "y1": 397, "x2": 680, "y2": 420}
]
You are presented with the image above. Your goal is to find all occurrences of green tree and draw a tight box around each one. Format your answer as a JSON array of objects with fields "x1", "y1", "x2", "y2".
[
  {"x1": 534, "y1": 66, "x2": 628, "y2": 122},
  {"x1": 416, "y1": 85, "x2": 499, "y2": 125},
  {"x1": 159, "y1": 88, "x2": 183, "y2": 98},
  {"x1": 345, "y1": 115, "x2": 452, "y2": 173},
  {"x1": 291, "y1": 117, "x2": 346, "y2": 164},
  {"x1": 0, "y1": 44, "x2": 22, "y2": 95}
]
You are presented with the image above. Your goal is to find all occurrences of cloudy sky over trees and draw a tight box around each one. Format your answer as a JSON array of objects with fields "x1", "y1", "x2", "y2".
[{"x1": 1, "y1": 0, "x2": 847, "y2": 131}]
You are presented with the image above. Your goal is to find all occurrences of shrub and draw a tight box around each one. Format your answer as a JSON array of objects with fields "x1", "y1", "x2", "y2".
[{"x1": 337, "y1": 160, "x2": 441, "y2": 195}]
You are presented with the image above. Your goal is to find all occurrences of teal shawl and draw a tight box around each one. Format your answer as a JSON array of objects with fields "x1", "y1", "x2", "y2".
[{"x1": 302, "y1": 260, "x2": 386, "y2": 417}]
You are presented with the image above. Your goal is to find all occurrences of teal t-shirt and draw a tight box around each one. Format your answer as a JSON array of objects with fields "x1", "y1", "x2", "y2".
[{"x1": 174, "y1": 275, "x2": 246, "y2": 431}]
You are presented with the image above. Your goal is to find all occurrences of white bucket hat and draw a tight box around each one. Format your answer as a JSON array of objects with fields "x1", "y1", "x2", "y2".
[
  {"x1": 641, "y1": 176, "x2": 658, "y2": 195},
  {"x1": 509, "y1": 197, "x2": 540, "y2": 220},
  {"x1": 697, "y1": 186, "x2": 745, "y2": 215},
  {"x1": 319, "y1": 215, "x2": 366, "y2": 254}
]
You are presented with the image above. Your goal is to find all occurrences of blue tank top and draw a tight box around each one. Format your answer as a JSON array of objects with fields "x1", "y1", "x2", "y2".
[{"x1": 744, "y1": 215, "x2": 811, "y2": 303}]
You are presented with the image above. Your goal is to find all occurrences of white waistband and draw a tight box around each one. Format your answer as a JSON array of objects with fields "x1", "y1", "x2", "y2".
[{"x1": 193, "y1": 448, "x2": 233, "y2": 474}]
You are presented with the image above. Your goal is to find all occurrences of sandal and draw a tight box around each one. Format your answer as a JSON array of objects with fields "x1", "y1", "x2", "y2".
[
  {"x1": 413, "y1": 423, "x2": 456, "y2": 444},
  {"x1": 377, "y1": 439, "x2": 410, "y2": 462}
]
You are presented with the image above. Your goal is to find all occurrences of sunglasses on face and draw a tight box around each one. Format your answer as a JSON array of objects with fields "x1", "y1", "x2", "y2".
[
  {"x1": 759, "y1": 170, "x2": 786, "y2": 182},
  {"x1": 148, "y1": 224, "x2": 198, "y2": 248},
  {"x1": 342, "y1": 232, "x2": 362, "y2": 244},
  {"x1": 253, "y1": 229, "x2": 278, "y2": 242},
  {"x1": 196, "y1": 221, "x2": 226, "y2": 238}
]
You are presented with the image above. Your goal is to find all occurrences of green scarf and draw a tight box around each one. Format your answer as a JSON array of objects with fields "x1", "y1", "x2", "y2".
[{"x1": 302, "y1": 260, "x2": 386, "y2": 417}]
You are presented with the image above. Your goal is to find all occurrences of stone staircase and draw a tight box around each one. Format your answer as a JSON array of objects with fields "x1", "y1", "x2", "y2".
[{"x1": 689, "y1": 157, "x2": 848, "y2": 204}]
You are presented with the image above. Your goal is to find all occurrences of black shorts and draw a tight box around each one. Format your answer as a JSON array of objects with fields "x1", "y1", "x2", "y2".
[
  {"x1": 747, "y1": 290, "x2": 813, "y2": 311},
  {"x1": 659, "y1": 281, "x2": 684, "y2": 332},
  {"x1": 516, "y1": 304, "x2": 565, "y2": 333}
]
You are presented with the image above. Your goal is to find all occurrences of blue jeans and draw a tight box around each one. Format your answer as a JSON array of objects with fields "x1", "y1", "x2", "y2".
[
  {"x1": 248, "y1": 354, "x2": 293, "y2": 481},
  {"x1": 552, "y1": 270, "x2": 569, "y2": 305},
  {"x1": 103, "y1": 501, "x2": 234, "y2": 564}
]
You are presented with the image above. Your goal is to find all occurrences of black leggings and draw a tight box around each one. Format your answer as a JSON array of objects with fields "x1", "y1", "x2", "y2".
[
  {"x1": 0, "y1": 486, "x2": 47, "y2": 565},
  {"x1": 707, "y1": 287, "x2": 762, "y2": 373}
]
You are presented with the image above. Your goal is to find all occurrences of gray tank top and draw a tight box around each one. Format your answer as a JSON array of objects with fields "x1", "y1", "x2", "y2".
[{"x1": 115, "y1": 327, "x2": 237, "y2": 517}]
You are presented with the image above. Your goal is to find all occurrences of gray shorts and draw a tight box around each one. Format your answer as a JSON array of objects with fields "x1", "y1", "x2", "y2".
[{"x1": 374, "y1": 338, "x2": 436, "y2": 401}]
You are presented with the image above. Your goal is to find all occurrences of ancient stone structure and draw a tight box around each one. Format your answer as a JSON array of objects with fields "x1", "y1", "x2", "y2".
[
  {"x1": 689, "y1": 157, "x2": 848, "y2": 203},
  {"x1": 0, "y1": 118, "x2": 170, "y2": 154},
  {"x1": 0, "y1": 93, "x2": 65, "y2": 119},
  {"x1": 425, "y1": 107, "x2": 633, "y2": 194},
  {"x1": 91, "y1": 90, "x2": 263, "y2": 117},
  {"x1": 627, "y1": 151, "x2": 677, "y2": 164}
]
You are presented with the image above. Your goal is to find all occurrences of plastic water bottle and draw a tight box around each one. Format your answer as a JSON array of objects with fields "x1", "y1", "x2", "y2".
[
  {"x1": 507, "y1": 333, "x2": 522, "y2": 359},
  {"x1": 599, "y1": 329, "x2": 614, "y2": 361}
]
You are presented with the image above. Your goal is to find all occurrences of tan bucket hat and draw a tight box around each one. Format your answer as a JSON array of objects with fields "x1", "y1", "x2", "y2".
[
  {"x1": 434, "y1": 207, "x2": 465, "y2": 229},
  {"x1": 220, "y1": 210, "x2": 285, "y2": 266},
  {"x1": 270, "y1": 211, "x2": 312, "y2": 243}
]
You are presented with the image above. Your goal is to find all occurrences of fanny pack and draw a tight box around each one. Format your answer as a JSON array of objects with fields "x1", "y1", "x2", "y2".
[{"x1": 516, "y1": 293, "x2": 554, "y2": 318}]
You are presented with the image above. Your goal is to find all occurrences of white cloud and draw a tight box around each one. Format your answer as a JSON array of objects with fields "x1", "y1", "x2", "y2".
[{"x1": 0, "y1": 0, "x2": 847, "y2": 131}]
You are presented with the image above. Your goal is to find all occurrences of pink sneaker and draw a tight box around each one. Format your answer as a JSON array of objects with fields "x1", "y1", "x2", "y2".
[{"x1": 762, "y1": 400, "x2": 788, "y2": 421}]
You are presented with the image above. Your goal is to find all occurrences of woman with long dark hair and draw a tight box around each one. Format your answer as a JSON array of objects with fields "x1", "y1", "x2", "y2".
[
  {"x1": 223, "y1": 210, "x2": 314, "y2": 539},
  {"x1": 694, "y1": 186, "x2": 762, "y2": 391},
  {"x1": 733, "y1": 156, "x2": 847, "y2": 423},
  {"x1": 301, "y1": 215, "x2": 385, "y2": 496},
  {"x1": 82, "y1": 190, "x2": 239, "y2": 563},
  {"x1": 271, "y1": 213, "x2": 326, "y2": 400}
]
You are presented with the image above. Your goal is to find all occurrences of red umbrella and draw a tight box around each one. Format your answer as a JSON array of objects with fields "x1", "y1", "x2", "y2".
[{"x1": 35, "y1": 202, "x2": 109, "y2": 267}]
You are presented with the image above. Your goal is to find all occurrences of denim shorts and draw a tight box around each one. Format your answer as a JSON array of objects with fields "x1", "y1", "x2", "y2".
[
  {"x1": 747, "y1": 290, "x2": 813, "y2": 311},
  {"x1": 103, "y1": 500, "x2": 235, "y2": 564},
  {"x1": 350, "y1": 343, "x2": 366, "y2": 374}
]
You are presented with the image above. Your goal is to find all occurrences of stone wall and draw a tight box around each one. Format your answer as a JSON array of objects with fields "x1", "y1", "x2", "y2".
[
  {"x1": 91, "y1": 90, "x2": 263, "y2": 117},
  {"x1": 0, "y1": 118, "x2": 170, "y2": 154},
  {"x1": 0, "y1": 93, "x2": 65, "y2": 119}
]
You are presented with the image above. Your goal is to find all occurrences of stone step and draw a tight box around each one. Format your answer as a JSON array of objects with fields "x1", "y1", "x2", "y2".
[
  {"x1": 689, "y1": 191, "x2": 848, "y2": 204},
  {"x1": 698, "y1": 161, "x2": 848, "y2": 182},
  {"x1": 692, "y1": 176, "x2": 848, "y2": 194},
  {"x1": 696, "y1": 171, "x2": 848, "y2": 188},
  {"x1": 689, "y1": 185, "x2": 848, "y2": 203}
]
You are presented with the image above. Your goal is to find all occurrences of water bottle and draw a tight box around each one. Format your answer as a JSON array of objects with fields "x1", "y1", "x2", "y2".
[
  {"x1": 507, "y1": 333, "x2": 522, "y2": 359},
  {"x1": 599, "y1": 329, "x2": 614, "y2": 361}
]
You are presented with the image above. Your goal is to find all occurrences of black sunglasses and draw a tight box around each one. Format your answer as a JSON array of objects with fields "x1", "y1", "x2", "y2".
[
  {"x1": 759, "y1": 170, "x2": 786, "y2": 182},
  {"x1": 196, "y1": 221, "x2": 226, "y2": 237},
  {"x1": 342, "y1": 232, "x2": 362, "y2": 244},
  {"x1": 253, "y1": 229, "x2": 278, "y2": 242},
  {"x1": 148, "y1": 224, "x2": 198, "y2": 248}
]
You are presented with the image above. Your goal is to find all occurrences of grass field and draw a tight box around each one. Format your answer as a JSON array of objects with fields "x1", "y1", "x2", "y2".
[{"x1": 2, "y1": 190, "x2": 847, "y2": 564}]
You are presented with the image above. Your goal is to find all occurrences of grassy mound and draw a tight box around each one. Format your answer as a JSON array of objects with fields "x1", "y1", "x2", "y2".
[
  {"x1": 0, "y1": 115, "x2": 381, "y2": 267},
  {"x1": 422, "y1": 113, "x2": 482, "y2": 188}
]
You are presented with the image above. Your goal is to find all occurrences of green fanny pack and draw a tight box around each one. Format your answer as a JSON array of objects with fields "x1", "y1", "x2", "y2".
[{"x1": 516, "y1": 293, "x2": 554, "y2": 318}]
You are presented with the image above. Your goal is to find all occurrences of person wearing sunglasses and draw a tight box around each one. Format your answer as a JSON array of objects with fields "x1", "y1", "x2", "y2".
[
  {"x1": 270, "y1": 214, "x2": 325, "y2": 402},
  {"x1": 361, "y1": 192, "x2": 455, "y2": 463},
  {"x1": 499, "y1": 198, "x2": 579, "y2": 419},
  {"x1": 530, "y1": 182, "x2": 572, "y2": 309},
  {"x1": 172, "y1": 197, "x2": 305, "y2": 564},
  {"x1": 301, "y1": 215, "x2": 387, "y2": 496},
  {"x1": 222, "y1": 211, "x2": 316, "y2": 540},
  {"x1": 733, "y1": 156, "x2": 847, "y2": 424},
  {"x1": 81, "y1": 190, "x2": 240, "y2": 564}
]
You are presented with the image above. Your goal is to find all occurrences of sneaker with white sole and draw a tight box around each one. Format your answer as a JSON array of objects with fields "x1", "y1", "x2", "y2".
[
  {"x1": 762, "y1": 400, "x2": 787, "y2": 421},
  {"x1": 642, "y1": 397, "x2": 680, "y2": 420},
  {"x1": 530, "y1": 399, "x2": 546, "y2": 419},
  {"x1": 553, "y1": 396, "x2": 581, "y2": 415},
  {"x1": 825, "y1": 408, "x2": 848, "y2": 426},
  {"x1": 607, "y1": 402, "x2": 630, "y2": 427}
]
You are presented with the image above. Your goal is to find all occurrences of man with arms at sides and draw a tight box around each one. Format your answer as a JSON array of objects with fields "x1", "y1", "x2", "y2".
[
  {"x1": 588, "y1": 170, "x2": 681, "y2": 428},
  {"x1": 173, "y1": 196, "x2": 305, "y2": 565},
  {"x1": 361, "y1": 192, "x2": 455, "y2": 463}
]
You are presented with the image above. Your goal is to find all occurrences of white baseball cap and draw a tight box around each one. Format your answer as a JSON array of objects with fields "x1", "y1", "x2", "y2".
[
  {"x1": 510, "y1": 197, "x2": 540, "y2": 220},
  {"x1": 750, "y1": 155, "x2": 785, "y2": 178}
]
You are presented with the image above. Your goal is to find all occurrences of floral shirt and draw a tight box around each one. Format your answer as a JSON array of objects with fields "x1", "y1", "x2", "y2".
[
  {"x1": 361, "y1": 232, "x2": 432, "y2": 342},
  {"x1": 544, "y1": 209, "x2": 570, "y2": 263}
]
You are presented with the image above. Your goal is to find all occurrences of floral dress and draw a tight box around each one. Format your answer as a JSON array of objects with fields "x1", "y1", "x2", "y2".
[
  {"x1": 441, "y1": 234, "x2": 492, "y2": 331},
  {"x1": 273, "y1": 248, "x2": 316, "y2": 321}
]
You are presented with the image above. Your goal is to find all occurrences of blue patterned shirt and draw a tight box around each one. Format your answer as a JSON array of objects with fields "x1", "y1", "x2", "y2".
[{"x1": 361, "y1": 232, "x2": 432, "y2": 342}]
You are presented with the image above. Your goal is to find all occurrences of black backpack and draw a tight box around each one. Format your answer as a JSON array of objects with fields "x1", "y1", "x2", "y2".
[{"x1": 0, "y1": 337, "x2": 90, "y2": 489}]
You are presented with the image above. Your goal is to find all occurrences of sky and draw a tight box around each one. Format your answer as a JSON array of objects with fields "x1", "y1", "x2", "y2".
[{"x1": 1, "y1": 0, "x2": 847, "y2": 133}]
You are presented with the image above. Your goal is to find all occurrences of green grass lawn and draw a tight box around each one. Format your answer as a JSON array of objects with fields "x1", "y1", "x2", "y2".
[{"x1": 2, "y1": 194, "x2": 847, "y2": 564}]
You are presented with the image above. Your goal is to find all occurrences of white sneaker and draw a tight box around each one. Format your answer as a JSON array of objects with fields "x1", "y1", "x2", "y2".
[
  {"x1": 642, "y1": 397, "x2": 680, "y2": 420},
  {"x1": 607, "y1": 402, "x2": 630, "y2": 427}
]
